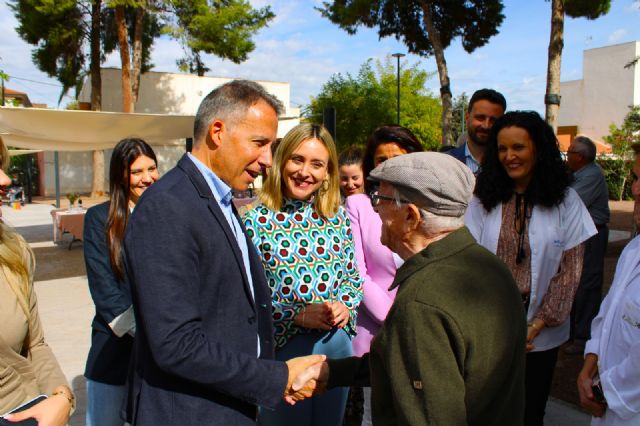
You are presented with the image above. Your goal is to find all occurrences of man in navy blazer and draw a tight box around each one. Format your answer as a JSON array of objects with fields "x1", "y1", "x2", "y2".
[
  {"x1": 446, "y1": 89, "x2": 506, "y2": 175},
  {"x1": 124, "y1": 80, "x2": 324, "y2": 425}
]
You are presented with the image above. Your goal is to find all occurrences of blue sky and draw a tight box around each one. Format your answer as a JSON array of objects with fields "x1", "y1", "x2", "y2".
[{"x1": 1, "y1": 0, "x2": 640, "y2": 112}]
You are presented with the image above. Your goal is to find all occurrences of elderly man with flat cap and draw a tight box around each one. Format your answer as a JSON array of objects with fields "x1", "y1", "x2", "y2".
[{"x1": 294, "y1": 152, "x2": 527, "y2": 425}]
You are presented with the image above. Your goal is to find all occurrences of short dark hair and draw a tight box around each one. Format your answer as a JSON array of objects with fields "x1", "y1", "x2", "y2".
[
  {"x1": 572, "y1": 136, "x2": 597, "y2": 162},
  {"x1": 468, "y1": 88, "x2": 507, "y2": 113},
  {"x1": 193, "y1": 80, "x2": 284, "y2": 144},
  {"x1": 362, "y1": 125, "x2": 424, "y2": 194},
  {"x1": 475, "y1": 111, "x2": 572, "y2": 210},
  {"x1": 338, "y1": 146, "x2": 363, "y2": 167}
]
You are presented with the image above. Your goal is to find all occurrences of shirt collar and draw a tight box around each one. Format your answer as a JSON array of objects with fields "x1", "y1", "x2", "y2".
[
  {"x1": 464, "y1": 142, "x2": 480, "y2": 165},
  {"x1": 187, "y1": 153, "x2": 233, "y2": 206}
]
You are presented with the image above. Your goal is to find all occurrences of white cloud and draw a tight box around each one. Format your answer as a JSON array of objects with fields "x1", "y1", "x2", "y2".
[{"x1": 608, "y1": 29, "x2": 627, "y2": 43}]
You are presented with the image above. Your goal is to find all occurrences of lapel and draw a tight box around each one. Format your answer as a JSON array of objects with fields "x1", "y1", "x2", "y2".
[{"x1": 177, "y1": 155, "x2": 256, "y2": 313}]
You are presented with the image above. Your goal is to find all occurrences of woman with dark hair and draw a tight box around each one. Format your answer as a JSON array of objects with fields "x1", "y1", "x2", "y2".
[
  {"x1": 465, "y1": 111, "x2": 596, "y2": 426},
  {"x1": 0, "y1": 136, "x2": 75, "y2": 425},
  {"x1": 338, "y1": 146, "x2": 364, "y2": 198},
  {"x1": 345, "y1": 125, "x2": 423, "y2": 425},
  {"x1": 84, "y1": 138, "x2": 159, "y2": 426}
]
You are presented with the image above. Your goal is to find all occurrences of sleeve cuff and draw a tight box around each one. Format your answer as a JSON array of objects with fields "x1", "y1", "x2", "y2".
[{"x1": 108, "y1": 305, "x2": 136, "y2": 338}]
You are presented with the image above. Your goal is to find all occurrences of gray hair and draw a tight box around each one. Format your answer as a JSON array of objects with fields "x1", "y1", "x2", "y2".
[
  {"x1": 193, "y1": 80, "x2": 285, "y2": 145},
  {"x1": 572, "y1": 136, "x2": 597, "y2": 162},
  {"x1": 389, "y1": 187, "x2": 464, "y2": 237}
]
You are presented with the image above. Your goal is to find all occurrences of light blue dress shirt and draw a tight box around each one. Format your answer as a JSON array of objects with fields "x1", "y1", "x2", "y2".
[{"x1": 464, "y1": 142, "x2": 481, "y2": 174}]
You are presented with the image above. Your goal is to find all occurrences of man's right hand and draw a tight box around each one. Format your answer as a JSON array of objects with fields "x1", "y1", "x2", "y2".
[
  {"x1": 284, "y1": 354, "x2": 326, "y2": 401},
  {"x1": 285, "y1": 361, "x2": 330, "y2": 405},
  {"x1": 577, "y1": 353, "x2": 606, "y2": 418}
]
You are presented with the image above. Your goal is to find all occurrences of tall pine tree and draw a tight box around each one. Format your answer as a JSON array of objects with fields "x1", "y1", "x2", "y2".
[{"x1": 319, "y1": 0, "x2": 504, "y2": 146}]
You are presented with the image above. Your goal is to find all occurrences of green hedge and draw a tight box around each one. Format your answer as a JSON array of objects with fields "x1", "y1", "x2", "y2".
[{"x1": 596, "y1": 157, "x2": 634, "y2": 201}]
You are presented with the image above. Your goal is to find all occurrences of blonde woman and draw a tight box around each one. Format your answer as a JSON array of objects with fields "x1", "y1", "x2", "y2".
[
  {"x1": 243, "y1": 123, "x2": 363, "y2": 426},
  {"x1": 0, "y1": 137, "x2": 75, "y2": 425}
]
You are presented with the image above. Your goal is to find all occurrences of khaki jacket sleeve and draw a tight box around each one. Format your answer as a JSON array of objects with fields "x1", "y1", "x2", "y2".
[{"x1": 26, "y1": 284, "x2": 70, "y2": 398}]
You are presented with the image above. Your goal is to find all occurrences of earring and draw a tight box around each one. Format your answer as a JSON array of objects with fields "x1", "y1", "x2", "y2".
[{"x1": 320, "y1": 179, "x2": 329, "y2": 192}]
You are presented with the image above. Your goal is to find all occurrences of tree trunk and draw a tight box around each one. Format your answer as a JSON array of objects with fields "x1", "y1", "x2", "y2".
[
  {"x1": 545, "y1": 0, "x2": 564, "y2": 132},
  {"x1": 420, "y1": 0, "x2": 454, "y2": 146},
  {"x1": 90, "y1": 0, "x2": 105, "y2": 197},
  {"x1": 90, "y1": 0, "x2": 101, "y2": 112},
  {"x1": 92, "y1": 150, "x2": 105, "y2": 197},
  {"x1": 131, "y1": 7, "x2": 145, "y2": 103},
  {"x1": 115, "y1": 5, "x2": 134, "y2": 113}
]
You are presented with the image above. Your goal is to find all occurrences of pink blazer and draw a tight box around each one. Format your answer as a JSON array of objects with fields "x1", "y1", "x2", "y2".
[{"x1": 345, "y1": 194, "x2": 399, "y2": 356}]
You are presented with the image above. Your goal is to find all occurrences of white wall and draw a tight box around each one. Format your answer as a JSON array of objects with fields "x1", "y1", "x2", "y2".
[
  {"x1": 558, "y1": 41, "x2": 639, "y2": 142},
  {"x1": 47, "y1": 70, "x2": 302, "y2": 195},
  {"x1": 79, "y1": 69, "x2": 297, "y2": 128},
  {"x1": 557, "y1": 79, "x2": 583, "y2": 129}
]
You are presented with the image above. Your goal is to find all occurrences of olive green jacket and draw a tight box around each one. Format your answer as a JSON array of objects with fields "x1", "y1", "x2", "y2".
[{"x1": 329, "y1": 227, "x2": 526, "y2": 425}]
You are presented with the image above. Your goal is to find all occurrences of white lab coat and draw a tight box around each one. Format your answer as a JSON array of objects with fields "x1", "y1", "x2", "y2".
[
  {"x1": 586, "y1": 235, "x2": 640, "y2": 425},
  {"x1": 465, "y1": 188, "x2": 596, "y2": 351}
]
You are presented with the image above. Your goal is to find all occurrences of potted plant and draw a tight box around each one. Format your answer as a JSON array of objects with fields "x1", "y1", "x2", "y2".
[{"x1": 66, "y1": 192, "x2": 80, "y2": 209}]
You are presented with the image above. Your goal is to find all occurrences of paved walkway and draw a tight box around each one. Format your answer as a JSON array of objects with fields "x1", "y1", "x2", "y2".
[{"x1": 4, "y1": 203, "x2": 594, "y2": 425}]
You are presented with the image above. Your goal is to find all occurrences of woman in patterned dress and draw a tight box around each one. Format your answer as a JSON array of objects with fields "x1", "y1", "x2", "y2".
[
  {"x1": 465, "y1": 111, "x2": 596, "y2": 426},
  {"x1": 244, "y1": 123, "x2": 363, "y2": 426}
]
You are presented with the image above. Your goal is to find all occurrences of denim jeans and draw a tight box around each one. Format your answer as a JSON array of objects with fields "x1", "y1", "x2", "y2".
[
  {"x1": 259, "y1": 329, "x2": 352, "y2": 426},
  {"x1": 86, "y1": 378, "x2": 126, "y2": 426}
]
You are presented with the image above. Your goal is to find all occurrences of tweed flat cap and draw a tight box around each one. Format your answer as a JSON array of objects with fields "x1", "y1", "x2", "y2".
[{"x1": 368, "y1": 152, "x2": 475, "y2": 217}]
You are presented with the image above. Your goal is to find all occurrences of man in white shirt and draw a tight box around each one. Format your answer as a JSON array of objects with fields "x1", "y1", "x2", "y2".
[{"x1": 577, "y1": 143, "x2": 640, "y2": 425}]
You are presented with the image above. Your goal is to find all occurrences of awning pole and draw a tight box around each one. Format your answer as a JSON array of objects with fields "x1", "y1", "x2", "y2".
[{"x1": 54, "y1": 151, "x2": 60, "y2": 208}]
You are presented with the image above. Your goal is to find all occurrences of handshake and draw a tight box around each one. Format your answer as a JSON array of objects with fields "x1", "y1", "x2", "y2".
[{"x1": 283, "y1": 355, "x2": 330, "y2": 405}]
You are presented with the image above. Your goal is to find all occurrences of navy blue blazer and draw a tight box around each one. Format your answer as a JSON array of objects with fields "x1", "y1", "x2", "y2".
[
  {"x1": 124, "y1": 155, "x2": 288, "y2": 425},
  {"x1": 83, "y1": 201, "x2": 134, "y2": 385},
  {"x1": 447, "y1": 144, "x2": 466, "y2": 163}
]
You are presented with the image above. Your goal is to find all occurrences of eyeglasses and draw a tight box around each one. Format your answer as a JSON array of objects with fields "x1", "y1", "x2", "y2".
[{"x1": 370, "y1": 191, "x2": 411, "y2": 207}]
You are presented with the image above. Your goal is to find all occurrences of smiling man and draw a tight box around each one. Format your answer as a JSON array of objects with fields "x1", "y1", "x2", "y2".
[
  {"x1": 123, "y1": 80, "x2": 324, "y2": 425},
  {"x1": 448, "y1": 89, "x2": 506, "y2": 174}
]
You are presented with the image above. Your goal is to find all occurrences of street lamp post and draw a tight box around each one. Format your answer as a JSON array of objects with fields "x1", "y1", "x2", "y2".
[{"x1": 391, "y1": 53, "x2": 405, "y2": 125}]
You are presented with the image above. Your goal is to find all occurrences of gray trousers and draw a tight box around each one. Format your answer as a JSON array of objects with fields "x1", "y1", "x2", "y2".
[{"x1": 571, "y1": 225, "x2": 608, "y2": 342}]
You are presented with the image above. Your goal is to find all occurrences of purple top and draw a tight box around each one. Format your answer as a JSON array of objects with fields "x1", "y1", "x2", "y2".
[{"x1": 345, "y1": 193, "x2": 399, "y2": 356}]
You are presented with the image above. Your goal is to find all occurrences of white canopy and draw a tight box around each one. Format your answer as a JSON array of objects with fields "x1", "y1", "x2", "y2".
[{"x1": 0, "y1": 107, "x2": 195, "y2": 151}]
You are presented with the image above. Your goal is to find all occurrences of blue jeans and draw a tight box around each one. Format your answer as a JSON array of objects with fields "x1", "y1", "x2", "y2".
[
  {"x1": 86, "y1": 379, "x2": 126, "y2": 426},
  {"x1": 259, "y1": 329, "x2": 352, "y2": 426}
]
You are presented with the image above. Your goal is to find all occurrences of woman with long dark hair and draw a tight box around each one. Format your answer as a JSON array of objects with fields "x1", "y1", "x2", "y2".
[
  {"x1": 465, "y1": 111, "x2": 596, "y2": 425},
  {"x1": 84, "y1": 138, "x2": 159, "y2": 426}
]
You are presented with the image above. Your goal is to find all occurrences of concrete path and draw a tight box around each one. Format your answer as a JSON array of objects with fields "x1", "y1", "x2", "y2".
[{"x1": 3, "y1": 203, "x2": 594, "y2": 425}]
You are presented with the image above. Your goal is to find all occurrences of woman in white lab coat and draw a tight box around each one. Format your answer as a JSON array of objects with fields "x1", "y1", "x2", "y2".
[
  {"x1": 577, "y1": 143, "x2": 640, "y2": 426},
  {"x1": 465, "y1": 111, "x2": 595, "y2": 426}
]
